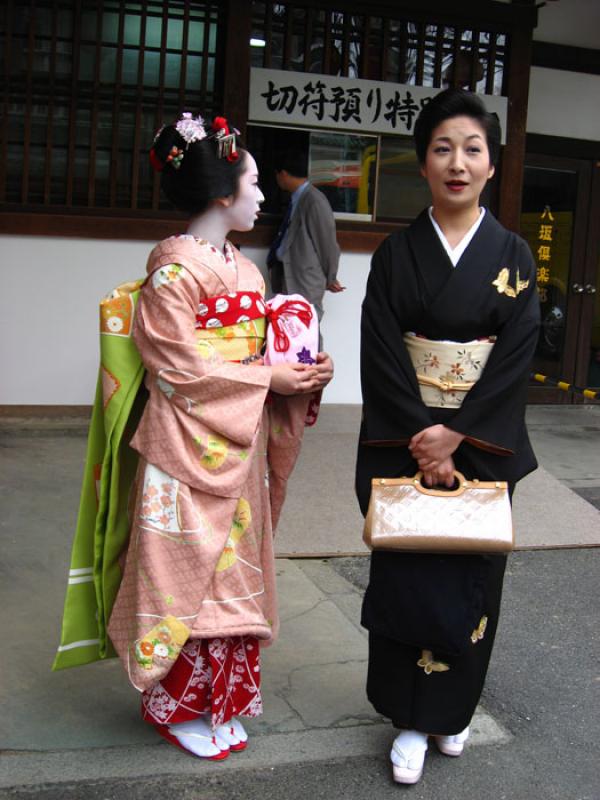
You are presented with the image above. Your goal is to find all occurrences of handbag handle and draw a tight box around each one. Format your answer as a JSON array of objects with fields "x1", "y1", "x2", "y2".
[
  {"x1": 372, "y1": 473, "x2": 508, "y2": 496},
  {"x1": 412, "y1": 470, "x2": 469, "y2": 497}
]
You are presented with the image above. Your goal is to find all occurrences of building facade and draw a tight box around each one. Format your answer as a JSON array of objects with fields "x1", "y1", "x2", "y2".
[{"x1": 1, "y1": 0, "x2": 599, "y2": 407}]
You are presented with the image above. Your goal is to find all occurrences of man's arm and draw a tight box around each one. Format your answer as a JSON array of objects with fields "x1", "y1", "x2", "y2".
[{"x1": 304, "y1": 188, "x2": 341, "y2": 285}]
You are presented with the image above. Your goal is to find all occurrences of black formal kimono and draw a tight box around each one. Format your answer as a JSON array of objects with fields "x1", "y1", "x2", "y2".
[{"x1": 357, "y1": 209, "x2": 540, "y2": 735}]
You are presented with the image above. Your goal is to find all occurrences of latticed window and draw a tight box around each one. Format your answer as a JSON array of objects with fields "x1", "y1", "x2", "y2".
[
  {"x1": 1, "y1": 0, "x2": 223, "y2": 213},
  {"x1": 249, "y1": 2, "x2": 509, "y2": 223},
  {"x1": 250, "y1": 3, "x2": 506, "y2": 94}
]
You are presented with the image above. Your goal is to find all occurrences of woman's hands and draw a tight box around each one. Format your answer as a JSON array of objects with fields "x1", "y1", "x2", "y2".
[
  {"x1": 409, "y1": 424, "x2": 465, "y2": 487},
  {"x1": 421, "y1": 456, "x2": 456, "y2": 488},
  {"x1": 269, "y1": 363, "x2": 318, "y2": 395},
  {"x1": 314, "y1": 351, "x2": 334, "y2": 389},
  {"x1": 268, "y1": 352, "x2": 334, "y2": 396}
]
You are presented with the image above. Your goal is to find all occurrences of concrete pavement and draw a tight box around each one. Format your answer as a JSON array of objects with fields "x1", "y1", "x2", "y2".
[{"x1": 1, "y1": 404, "x2": 599, "y2": 799}]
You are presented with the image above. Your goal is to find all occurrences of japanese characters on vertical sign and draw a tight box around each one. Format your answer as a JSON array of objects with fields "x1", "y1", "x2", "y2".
[
  {"x1": 536, "y1": 206, "x2": 554, "y2": 303},
  {"x1": 249, "y1": 68, "x2": 508, "y2": 141}
]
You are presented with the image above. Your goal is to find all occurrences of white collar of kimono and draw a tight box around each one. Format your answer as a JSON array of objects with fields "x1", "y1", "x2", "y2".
[{"x1": 428, "y1": 206, "x2": 486, "y2": 267}]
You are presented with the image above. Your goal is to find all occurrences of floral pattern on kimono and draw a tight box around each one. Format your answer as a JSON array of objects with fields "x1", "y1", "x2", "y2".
[{"x1": 107, "y1": 237, "x2": 312, "y2": 692}]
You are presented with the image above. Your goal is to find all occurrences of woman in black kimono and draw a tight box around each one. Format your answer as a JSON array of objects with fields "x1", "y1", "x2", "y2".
[{"x1": 356, "y1": 89, "x2": 540, "y2": 784}]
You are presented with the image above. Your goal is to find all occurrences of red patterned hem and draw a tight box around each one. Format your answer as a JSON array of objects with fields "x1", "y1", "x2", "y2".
[{"x1": 141, "y1": 635, "x2": 262, "y2": 729}]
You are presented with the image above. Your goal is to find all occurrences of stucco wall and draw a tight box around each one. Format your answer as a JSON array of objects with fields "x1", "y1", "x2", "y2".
[
  {"x1": 527, "y1": 67, "x2": 600, "y2": 142},
  {"x1": 0, "y1": 235, "x2": 369, "y2": 405}
]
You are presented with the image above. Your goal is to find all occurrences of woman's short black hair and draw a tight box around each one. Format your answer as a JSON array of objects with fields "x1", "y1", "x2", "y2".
[
  {"x1": 151, "y1": 119, "x2": 246, "y2": 216},
  {"x1": 413, "y1": 88, "x2": 501, "y2": 167}
]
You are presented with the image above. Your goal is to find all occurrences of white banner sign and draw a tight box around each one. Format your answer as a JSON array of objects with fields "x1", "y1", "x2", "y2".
[{"x1": 249, "y1": 67, "x2": 507, "y2": 143}]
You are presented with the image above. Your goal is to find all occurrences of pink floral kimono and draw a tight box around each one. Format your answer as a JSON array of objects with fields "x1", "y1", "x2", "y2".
[{"x1": 107, "y1": 235, "x2": 313, "y2": 728}]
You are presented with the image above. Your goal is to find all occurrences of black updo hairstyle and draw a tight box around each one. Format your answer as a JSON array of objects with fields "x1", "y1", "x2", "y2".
[
  {"x1": 151, "y1": 117, "x2": 246, "y2": 216},
  {"x1": 413, "y1": 88, "x2": 501, "y2": 167}
]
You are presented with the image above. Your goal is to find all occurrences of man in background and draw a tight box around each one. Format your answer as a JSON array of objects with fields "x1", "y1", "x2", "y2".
[{"x1": 267, "y1": 150, "x2": 344, "y2": 329}]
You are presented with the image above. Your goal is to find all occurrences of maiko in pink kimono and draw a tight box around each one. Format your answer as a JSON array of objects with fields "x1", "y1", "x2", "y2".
[{"x1": 93, "y1": 114, "x2": 332, "y2": 758}]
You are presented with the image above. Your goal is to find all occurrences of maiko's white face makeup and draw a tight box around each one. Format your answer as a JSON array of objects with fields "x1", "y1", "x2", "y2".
[{"x1": 224, "y1": 153, "x2": 265, "y2": 232}]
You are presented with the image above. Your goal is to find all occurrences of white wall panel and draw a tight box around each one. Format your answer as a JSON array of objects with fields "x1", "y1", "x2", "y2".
[
  {"x1": 0, "y1": 236, "x2": 369, "y2": 405},
  {"x1": 527, "y1": 67, "x2": 600, "y2": 141}
]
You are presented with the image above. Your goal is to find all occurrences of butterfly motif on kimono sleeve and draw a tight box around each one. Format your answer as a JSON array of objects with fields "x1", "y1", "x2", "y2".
[{"x1": 492, "y1": 267, "x2": 530, "y2": 298}]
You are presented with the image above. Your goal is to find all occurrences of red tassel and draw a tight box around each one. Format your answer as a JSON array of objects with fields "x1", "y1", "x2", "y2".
[
  {"x1": 266, "y1": 300, "x2": 313, "y2": 353},
  {"x1": 149, "y1": 148, "x2": 164, "y2": 172}
]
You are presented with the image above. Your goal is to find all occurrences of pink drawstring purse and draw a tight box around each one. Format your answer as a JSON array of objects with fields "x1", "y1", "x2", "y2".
[{"x1": 264, "y1": 294, "x2": 320, "y2": 367}]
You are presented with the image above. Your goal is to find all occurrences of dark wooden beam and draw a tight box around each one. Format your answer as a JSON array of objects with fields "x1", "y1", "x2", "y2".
[
  {"x1": 532, "y1": 41, "x2": 600, "y2": 76},
  {"x1": 259, "y1": 0, "x2": 537, "y2": 31},
  {"x1": 0, "y1": 211, "x2": 397, "y2": 252},
  {"x1": 221, "y1": 0, "x2": 253, "y2": 137},
  {"x1": 526, "y1": 133, "x2": 600, "y2": 161},
  {"x1": 498, "y1": 25, "x2": 533, "y2": 233}
]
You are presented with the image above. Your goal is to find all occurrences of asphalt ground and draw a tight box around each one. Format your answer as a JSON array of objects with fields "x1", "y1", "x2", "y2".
[
  {"x1": 1, "y1": 549, "x2": 597, "y2": 800},
  {"x1": 1, "y1": 404, "x2": 599, "y2": 800}
]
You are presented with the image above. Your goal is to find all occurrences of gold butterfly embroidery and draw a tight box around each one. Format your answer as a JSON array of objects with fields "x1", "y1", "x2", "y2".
[
  {"x1": 471, "y1": 615, "x2": 488, "y2": 644},
  {"x1": 417, "y1": 649, "x2": 450, "y2": 674},
  {"x1": 492, "y1": 267, "x2": 530, "y2": 298}
]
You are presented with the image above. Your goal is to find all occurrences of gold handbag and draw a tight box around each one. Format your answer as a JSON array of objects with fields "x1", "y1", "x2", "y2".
[{"x1": 363, "y1": 471, "x2": 513, "y2": 554}]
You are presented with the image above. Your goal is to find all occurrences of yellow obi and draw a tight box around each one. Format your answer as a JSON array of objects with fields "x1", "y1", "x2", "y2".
[
  {"x1": 404, "y1": 333, "x2": 496, "y2": 409},
  {"x1": 194, "y1": 290, "x2": 266, "y2": 362}
]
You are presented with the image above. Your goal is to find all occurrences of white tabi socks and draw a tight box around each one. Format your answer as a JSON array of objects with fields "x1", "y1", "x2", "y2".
[{"x1": 167, "y1": 716, "x2": 229, "y2": 759}]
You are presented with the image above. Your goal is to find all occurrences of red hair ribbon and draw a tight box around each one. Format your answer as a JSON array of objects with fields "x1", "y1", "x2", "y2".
[
  {"x1": 149, "y1": 148, "x2": 164, "y2": 172},
  {"x1": 212, "y1": 116, "x2": 239, "y2": 162},
  {"x1": 212, "y1": 116, "x2": 230, "y2": 135},
  {"x1": 266, "y1": 299, "x2": 313, "y2": 353}
]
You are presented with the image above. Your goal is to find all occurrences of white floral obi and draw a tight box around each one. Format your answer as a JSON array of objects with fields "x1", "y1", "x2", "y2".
[{"x1": 403, "y1": 333, "x2": 496, "y2": 408}]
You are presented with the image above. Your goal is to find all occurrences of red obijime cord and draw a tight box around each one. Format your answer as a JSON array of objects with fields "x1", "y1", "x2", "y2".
[{"x1": 266, "y1": 300, "x2": 313, "y2": 353}]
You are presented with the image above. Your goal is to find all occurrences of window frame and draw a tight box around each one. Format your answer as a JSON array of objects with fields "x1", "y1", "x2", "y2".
[{"x1": 0, "y1": 0, "x2": 537, "y2": 244}]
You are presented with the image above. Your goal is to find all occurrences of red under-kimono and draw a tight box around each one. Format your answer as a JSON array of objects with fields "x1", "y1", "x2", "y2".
[{"x1": 107, "y1": 235, "x2": 313, "y2": 729}]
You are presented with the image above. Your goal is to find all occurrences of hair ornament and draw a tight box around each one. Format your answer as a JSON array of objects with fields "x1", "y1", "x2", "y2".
[
  {"x1": 149, "y1": 124, "x2": 166, "y2": 172},
  {"x1": 175, "y1": 112, "x2": 207, "y2": 145},
  {"x1": 211, "y1": 116, "x2": 239, "y2": 162},
  {"x1": 166, "y1": 145, "x2": 184, "y2": 169}
]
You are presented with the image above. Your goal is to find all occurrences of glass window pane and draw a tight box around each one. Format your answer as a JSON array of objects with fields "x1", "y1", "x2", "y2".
[
  {"x1": 167, "y1": 18, "x2": 183, "y2": 50},
  {"x1": 79, "y1": 45, "x2": 96, "y2": 82},
  {"x1": 165, "y1": 53, "x2": 181, "y2": 88},
  {"x1": 124, "y1": 14, "x2": 141, "y2": 45},
  {"x1": 309, "y1": 131, "x2": 376, "y2": 219},
  {"x1": 100, "y1": 46, "x2": 116, "y2": 83},
  {"x1": 186, "y1": 55, "x2": 202, "y2": 90},
  {"x1": 208, "y1": 18, "x2": 217, "y2": 51},
  {"x1": 146, "y1": 16, "x2": 163, "y2": 48},
  {"x1": 588, "y1": 266, "x2": 600, "y2": 387},
  {"x1": 122, "y1": 48, "x2": 139, "y2": 84},
  {"x1": 143, "y1": 51, "x2": 160, "y2": 86},
  {"x1": 189, "y1": 21, "x2": 205, "y2": 50},
  {"x1": 376, "y1": 136, "x2": 430, "y2": 219},
  {"x1": 102, "y1": 12, "x2": 119, "y2": 44},
  {"x1": 206, "y1": 56, "x2": 215, "y2": 91},
  {"x1": 81, "y1": 9, "x2": 97, "y2": 40},
  {"x1": 247, "y1": 124, "x2": 375, "y2": 220},
  {"x1": 521, "y1": 166, "x2": 578, "y2": 378}
]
